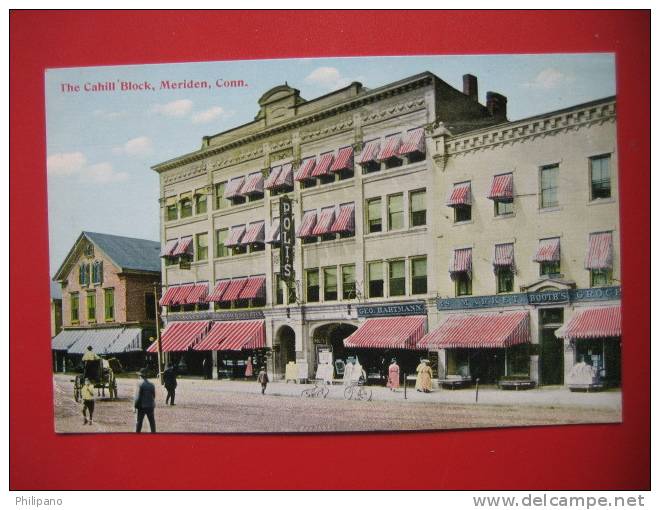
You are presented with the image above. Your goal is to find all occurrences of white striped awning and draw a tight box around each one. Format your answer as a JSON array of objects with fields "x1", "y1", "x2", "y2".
[
  {"x1": 147, "y1": 321, "x2": 211, "y2": 352},
  {"x1": 311, "y1": 152, "x2": 334, "y2": 177},
  {"x1": 159, "y1": 286, "x2": 179, "y2": 306},
  {"x1": 52, "y1": 329, "x2": 87, "y2": 350},
  {"x1": 207, "y1": 280, "x2": 231, "y2": 303},
  {"x1": 193, "y1": 320, "x2": 266, "y2": 351},
  {"x1": 222, "y1": 278, "x2": 248, "y2": 302},
  {"x1": 534, "y1": 238, "x2": 561, "y2": 262},
  {"x1": 224, "y1": 176, "x2": 245, "y2": 199},
  {"x1": 296, "y1": 210, "x2": 317, "y2": 238},
  {"x1": 67, "y1": 328, "x2": 124, "y2": 355},
  {"x1": 585, "y1": 232, "x2": 613, "y2": 270},
  {"x1": 488, "y1": 173, "x2": 514, "y2": 200},
  {"x1": 447, "y1": 182, "x2": 472, "y2": 206},
  {"x1": 295, "y1": 157, "x2": 316, "y2": 181},
  {"x1": 238, "y1": 275, "x2": 266, "y2": 300},
  {"x1": 266, "y1": 218, "x2": 280, "y2": 244},
  {"x1": 240, "y1": 172, "x2": 264, "y2": 196},
  {"x1": 264, "y1": 166, "x2": 282, "y2": 189},
  {"x1": 359, "y1": 140, "x2": 381, "y2": 164},
  {"x1": 450, "y1": 248, "x2": 472, "y2": 274},
  {"x1": 418, "y1": 311, "x2": 530, "y2": 349},
  {"x1": 398, "y1": 128, "x2": 425, "y2": 155},
  {"x1": 377, "y1": 134, "x2": 401, "y2": 160},
  {"x1": 493, "y1": 243, "x2": 514, "y2": 267},
  {"x1": 225, "y1": 225, "x2": 246, "y2": 247},
  {"x1": 330, "y1": 202, "x2": 355, "y2": 233},
  {"x1": 274, "y1": 163, "x2": 293, "y2": 188},
  {"x1": 172, "y1": 236, "x2": 193, "y2": 257},
  {"x1": 170, "y1": 284, "x2": 195, "y2": 306},
  {"x1": 312, "y1": 206, "x2": 336, "y2": 236},
  {"x1": 242, "y1": 221, "x2": 265, "y2": 244},
  {"x1": 111, "y1": 328, "x2": 143, "y2": 353},
  {"x1": 183, "y1": 283, "x2": 209, "y2": 305},
  {"x1": 555, "y1": 306, "x2": 621, "y2": 339},
  {"x1": 330, "y1": 146, "x2": 354, "y2": 172},
  {"x1": 344, "y1": 316, "x2": 426, "y2": 349},
  {"x1": 161, "y1": 239, "x2": 179, "y2": 257}
]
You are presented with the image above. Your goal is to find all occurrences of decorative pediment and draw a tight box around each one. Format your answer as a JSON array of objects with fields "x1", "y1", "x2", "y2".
[{"x1": 521, "y1": 277, "x2": 576, "y2": 293}]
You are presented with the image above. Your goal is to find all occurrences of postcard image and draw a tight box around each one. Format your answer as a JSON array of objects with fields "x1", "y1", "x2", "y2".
[{"x1": 46, "y1": 54, "x2": 622, "y2": 433}]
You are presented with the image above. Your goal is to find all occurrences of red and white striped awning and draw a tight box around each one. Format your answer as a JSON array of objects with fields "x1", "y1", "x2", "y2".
[
  {"x1": 264, "y1": 166, "x2": 282, "y2": 189},
  {"x1": 398, "y1": 128, "x2": 426, "y2": 155},
  {"x1": 312, "y1": 206, "x2": 336, "y2": 235},
  {"x1": 330, "y1": 146, "x2": 354, "y2": 172},
  {"x1": 359, "y1": 140, "x2": 381, "y2": 164},
  {"x1": 193, "y1": 320, "x2": 265, "y2": 351},
  {"x1": 147, "y1": 321, "x2": 211, "y2": 352},
  {"x1": 242, "y1": 221, "x2": 265, "y2": 244},
  {"x1": 224, "y1": 176, "x2": 245, "y2": 199},
  {"x1": 161, "y1": 239, "x2": 179, "y2": 257},
  {"x1": 296, "y1": 210, "x2": 317, "y2": 238},
  {"x1": 222, "y1": 278, "x2": 248, "y2": 302},
  {"x1": 330, "y1": 202, "x2": 355, "y2": 233},
  {"x1": 159, "y1": 286, "x2": 179, "y2": 306},
  {"x1": 225, "y1": 225, "x2": 246, "y2": 247},
  {"x1": 377, "y1": 134, "x2": 401, "y2": 161},
  {"x1": 311, "y1": 152, "x2": 334, "y2": 177},
  {"x1": 266, "y1": 218, "x2": 280, "y2": 244},
  {"x1": 240, "y1": 172, "x2": 264, "y2": 196},
  {"x1": 170, "y1": 284, "x2": 195, "y2": 306},
  {"x1": 344, "y1": 316, "x2": 426, "y2": 349},
  {"x1": 585, "y1": 232, "x2": 613, "y2": 269},
  {"x1": 295, "y1": 157, "x2": 316, "y2": 181},
  {"x1": 274, "y1": 163, "x2": 293, "y2": 188},
  {"x1": 534, "y1": 237, "x2": 560, "y2": 262},
  {"x1": 488, "y1": 173, "x2": 514, "y2": 200},
  {"x1": 418, "y1": 311, "x2": 530, "y2": 349},
  {"x1": 493, "y1": 243, "x2": 514, "y2": 267},
  {"x1": 555, "y1": 306, "x2": 621, "y2": 339},
  {"x1": 239, "y1": 275, "x2": 266, "y2": 300},
  {"x1": 172, "y1": 236, "x2": 193, "y2": 256},
  {"x1": 450, "y1": 248, "x2": 472, "y2": 274},
  {"x1": 207, "y1": 280, "x2": 231, "y2": 302},
  {"x1": 184, "y1": 283, "x2": 209, "y2": 305},
  {"x1": 447, "y1": 182, "x2": 472, "y2": 206}
]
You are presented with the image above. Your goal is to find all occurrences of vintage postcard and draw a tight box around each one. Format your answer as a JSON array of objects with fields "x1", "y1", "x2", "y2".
[{"x1": 46, "y1": 54, "x2": 622, "y2": 433}]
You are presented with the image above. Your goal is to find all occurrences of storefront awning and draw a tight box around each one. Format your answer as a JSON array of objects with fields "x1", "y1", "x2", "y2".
[
  {"x1": 184, "y1": 283, "x2": 209, "y2": 305},
  {"x1": 274, "y1": 163, "x2": 293, "y2": 188},
  {"x1": 330, "y1": 146, "x2": 354, "y2": 172},
  {"x1": 52, "y1": 329, "x2": 87, "y2": 350},
  {"x1": 225, "y1": 225, "x2": 246, "y2": 247},
  {"x1": 242, "y1": 221, "x2": 265, "y2": 244},
  {"x1": 493, "y1": 243, "x2": 514, "y2": 267},
  {"x1": 584, "y1": 232, "x2": 613, "y2": 269},
  {"x1": 223, "y1": 176, "x2": 245, "y2": 199},
  {"x1": 488, "y1": 173, "x2": 513, "y2": 200},
  {"x1": 359, "y1": 140, "x2": 381, "y2": 164},
  {"x1": 147, "y1": 321, "x2": 211, "y2": 352},
  {"x1": 296, "y1": 210, "x2": 317, "y2": 238},
  {"x1": 343, "y1": 316, "x2": 426, "y2": 349},
  {"x1": 161, "y1": 239, "x2": 179, "y2": 257},
  {"x1": 377, "y1": 134, "x2": 401, "y2": 160},
  {"x1": 446, "y1": 182, "x2": 472, "y2": 206},
  {"x1": 418, "y1": 311, "x2": 530, "y2": 349},
  {"x1": 398, "y1": 128, "x2": 426, "y2": 155},
  {"x1": 221, "y1": 278, "x2": 248, "y2": 302},
  {"x1": 172, "y1": 236, "x2": 193, "y2": 257},
  {"x1": 312, "y1": 152, "x2": 334, "y2": 177},
  {"x1": 240, "y1": 172, "x2": 264, "y2": 196},
  {"x1": 264, "y1": 166, "x2": 282, "y2": 189},
  {"x1": 295, "y1": 157, "x2": 316, "y2": 181},
  {"x1": 207, "y1": 280, "x2": 231, "y2": 302},
  {"x1": 111, "y1": 328, "x2": 143, "y2": 353},
  {"x1": 159, "y1": 286, "x2": 178, "y2": 306},
  {"x1": 449, "y1": 248, "x2": 472, "y2": 274},
  {"x1": 67, "y1": 328, "x2": 125, "y2": 355},
  {"x1": 239, "y1": 276, "x2": 266, "y2": 300},
  {"x1": 193, "y1": 320, "x2": 265, "y2": 351},
  {"x1": 312, "y1": 206, "x2": 336, "y2": 235},
  {"x1": 555, "y1": 306, "x2": 621, "y2": 339},
  {"x1": 330, "y1": 203, "x2": 355, "y2": 233}
]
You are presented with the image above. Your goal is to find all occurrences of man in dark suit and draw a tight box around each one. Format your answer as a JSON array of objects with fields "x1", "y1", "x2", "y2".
[
  {"x1": 162, "y1": 363, "x2": 177, "y2": 405},
  {"x1": 134, "y1": 368, "x2": 156, "y2": 433}
]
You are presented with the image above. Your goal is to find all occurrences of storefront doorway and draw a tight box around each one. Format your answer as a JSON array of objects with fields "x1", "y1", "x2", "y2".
[
  {"x1": 539, "y1": 308, "x2": 564, "y2": 385},
  {"x1": 575, "y1": 337, "x2": 621, "y2": 387},
  {"x1": 275, "y1": 325, "x2": 296, "y2": 379},
  {"x1": 447, "y1": 349, "x2": 505, "y2": 384}
]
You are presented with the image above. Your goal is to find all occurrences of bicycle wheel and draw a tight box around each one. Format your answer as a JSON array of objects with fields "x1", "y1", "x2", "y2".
[
  {"x1": 301, "y1": 389, "x2": 311, "y2": 398},
  {"x1": 322, "y1": 387, "x2": 329, "y2": 399},
  {"x1": 343, "y1": 386, "x2": 353, "y2": 400}
]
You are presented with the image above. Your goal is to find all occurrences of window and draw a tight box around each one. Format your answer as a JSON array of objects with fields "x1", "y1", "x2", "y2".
[
  {"x1": 274, "y1": 274, "x2": 284, "y2": 305},
  {"x1": 389, "y1": 260, "x2": 405, "y2": 297},
  {"x1": 166, "y1": 201, "x2": 178, "y2": 221},
  {"x1": 496, "y1": 267, "x2": 514, "y2": 293},
  {"x1": 70, "y1": 293, "x2": 79, "y2": 323},
  {"x1": 91, "y1": 261, "x2": 103, "y2": 285},
  {"x1": 215, "y1": 229, "x2": 229, "y2": 258},
  {"x1": 145, "y1": 293, "x2": 156, "y2": 320},
  {"x1": 306, "y1": 269, "x2": 319, "y2": 303},
  {"x1": 342, "y1": 265, "x2": 356, "y2": 300},
  {"x1": 387, "y1": 193, "x2": 404, "y2": 230},
  {"x1": 366, "y1": 197, "x2": 382, "y2": 233},
  {"x1": 455, "y1": 272, "x2": 472, "y2": 296},
  {"x1": 195, "y1": 191, "x2": 208, "y2": 214},
  {"x1": 195, "y1": 232, "x2": 208, "y2": 261},
  {"x1": 78, "y1": 263, "x2": 90, "y2": 286},
  {"x1": 590, "y1": 154, "x2": 611, "y2": 200},
  {"x1": 104, "y1": 288, "x2": 114, "y2": 321},
  {"x1": 411, "y1": 257, "x2": 427, "y2": 295},
  {"x1": 590, "y1": 269, "x2": 612, "y2": 287},
  {"x1": 540, "y1": 164, "x2": 559, "y2": 208},
  {"x1": 540, "y1": 260, "x2": 561, "y2": 277},
  {"x1": 410, "y1": 189, "x2": 426, "y2": 227},
  {"x1": 214, "y1": 182, "x2": 229, "y2": 210},
  {"x1": 323, "y1": 267, "x2": 338, "y2": 301},
  {"x1": 368, "y1": 261, "x2": 384, "y2": 298},
  {"x1": 454, "y1": 205, "x2": 471, "y2": 222},
  {"x1": 86, "y1": 291, "x2": 96, "y2": 322},
  {"x1": 180, "y1": 194, "x2": 193, "y2": 218},
  {"x1": 495, "y1": 200, "x2": 514, "y2": 216},
  {"x1": 165, "y1": 255, "x2": 177, "y2": 266}
]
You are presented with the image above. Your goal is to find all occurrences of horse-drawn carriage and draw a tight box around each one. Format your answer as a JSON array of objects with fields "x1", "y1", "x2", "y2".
[{"x1": 72, "y1": 357, "x2": 122, "y2": 401}]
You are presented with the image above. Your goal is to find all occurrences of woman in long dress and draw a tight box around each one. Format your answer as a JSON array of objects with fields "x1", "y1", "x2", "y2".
[
  {"x1": 245, "y1": 356, "x2": 254, "y2": 378},
  {"x1": 417, "y1": 359, "x2": 433, "y2": 393},
  {"x1": 387, "y1": 358, "x2": 400, "y2": 391}
]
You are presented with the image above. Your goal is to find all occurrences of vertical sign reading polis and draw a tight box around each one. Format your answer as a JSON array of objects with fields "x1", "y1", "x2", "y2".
[{"x1": 279, "y1": 196, "x2": 295, "y2": 284}]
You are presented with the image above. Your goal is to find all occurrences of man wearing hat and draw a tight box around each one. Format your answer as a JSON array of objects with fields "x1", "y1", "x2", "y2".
[{"x1": 134, "y1": 368, "x2": 156, "y2": 433}]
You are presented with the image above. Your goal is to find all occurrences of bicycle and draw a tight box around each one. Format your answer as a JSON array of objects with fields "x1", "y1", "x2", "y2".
[
  {"x1": 301, "y1": 381, "x2": 330, "y2": 399},
  {"x1": 343, "y1": 383, "x2": 372, "y2": 401}
]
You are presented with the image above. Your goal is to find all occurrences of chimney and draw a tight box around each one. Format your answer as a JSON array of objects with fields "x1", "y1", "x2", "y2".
[
  {"x1": 463, "y1": 74, "x2": 478, "y2": 101},
  {"x1": 486, "y1": 91, "x2": 508, "y2": 120}
]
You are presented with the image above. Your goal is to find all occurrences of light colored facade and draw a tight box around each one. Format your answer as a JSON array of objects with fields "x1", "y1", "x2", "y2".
[{"x1": 153, "y1": 72, "x2": 620, "y2": 386}]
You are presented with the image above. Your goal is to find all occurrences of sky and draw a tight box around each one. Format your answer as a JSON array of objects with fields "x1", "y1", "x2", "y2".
[{"x1": 45, "y1": 53, "x2": 616, "y2": 276}]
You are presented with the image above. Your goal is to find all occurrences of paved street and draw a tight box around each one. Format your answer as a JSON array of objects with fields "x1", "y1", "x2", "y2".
[{"x1": 53, "y1": 374, "x2": 621, "y2": 433}]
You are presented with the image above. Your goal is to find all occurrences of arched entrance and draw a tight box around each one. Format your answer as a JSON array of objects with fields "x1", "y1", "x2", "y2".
[
  {"x1": 311, "y1": 322, "x2": 358, "y2": 379},
  {"x1": 274, "y1": 325, "x2": 296, "y2": 378}
]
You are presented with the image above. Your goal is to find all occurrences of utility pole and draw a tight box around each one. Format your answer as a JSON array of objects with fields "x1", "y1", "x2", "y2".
[{"x1": 153, "y1": 282, "x2": 163, "y2": 384}]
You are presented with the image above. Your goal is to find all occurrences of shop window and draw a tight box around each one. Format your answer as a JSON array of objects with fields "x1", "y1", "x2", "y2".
[
  {"x1": 368, "y1": 261, "x2": 384, "y2": 298},
  {"x1": 195, "y1": 232, "x2": 208, "y2": 261},
  {"x1": 366, "y1": 197, "x2": 382, "y2": 233},
  {"x1": 387, "y1": 193, "x2": 404, "y2": 230},
  {"x1": 590, "y1": 154, "x2": 611, "y2": 200},
  {"x1": 495, "y1": 199, "x2": 514, "y2": 216},
  {"x1": 411, "y1": 257, "x2": 427, "y2": 295},
  {"x1": 215, "y1": 229, "x2": 229, "y2": 258},
  {"x1": 455, "y1": 272, "x2": 472, "y2": 296},
  {"x1": 454, "y1": 205, "x2": 471, "y2": 223},
  {"x1": 540, "y1": 260, "x2": 561, "y2": 277},
  {"x1": 214, "y1": 182, "x2": 230, "y2": 210},
  {"x1": 180, "y1": 195, "x2": 193, "y2": 218},
  {"x1": 70, "y1": 293, "x2": 79, "y2": 323},
  {"x1": 410, "y1": 189, "x2": 426, "y2": 227},
  {"x1": 323, "y1": 267, "x2": 338, "y2": 301},
  {"x1": 306, "y1": 269, "x2": 319, "y2": 303},
  {"x1": 166, "y1": 202, "x2": 178, "y2": 221},
  {"x1": 104, "y1": 288, "x2": 114, "y2": 321},
  {"x1": 590, "y1": 269, "x2": 612, "y2": 287},
  {"x1": 540, "y1": 164, "x2": 559, "y2": 209},
  {"x1": 195, "y1": 192, "x2": 207, "y2": 214},
  {"x1": 87, "y1": 291, "x2": 96, "y2": 322},
  {"x1": 145, "y1": 293, "x2": 156, "y2": 320},
  {"x1": 507, "y1": 344, "x2": 530, "y2": 377},
  {"x1": 496, "y1": 267, "x2": 514, "y2": 293},
  {"x1": 342, "y1": 265, "x2": 356, "y2": 300},
  {"x1": 274, "y1": 274, "x2": 284, "y2": 305},
  {"x1": 389, "y1": 260, "x2": 405, "y2": 297}
]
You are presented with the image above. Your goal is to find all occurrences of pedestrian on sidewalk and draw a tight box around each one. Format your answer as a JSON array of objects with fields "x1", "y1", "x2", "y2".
[
  {"x1": 81, "y1": 378, "x2": 95, "y2": 425},
  {"x1": 387, "y1": 358, "x2": 400, "y2": 392},
  {"x1": 134, "y1": 368, "x2": 156, "y2": 433},
  {"x1": 245, "y1": 356, "x2": 254, "y2": 378},
  {"x1": 257, "y1": 366, "x2": 269, "y2": 395},
  {"x1": 416, "y1": 359, "x2": 433, "y2": 393},
  {"x1": 162, "y1": 363, "x2": 177, "y2": 405}
]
